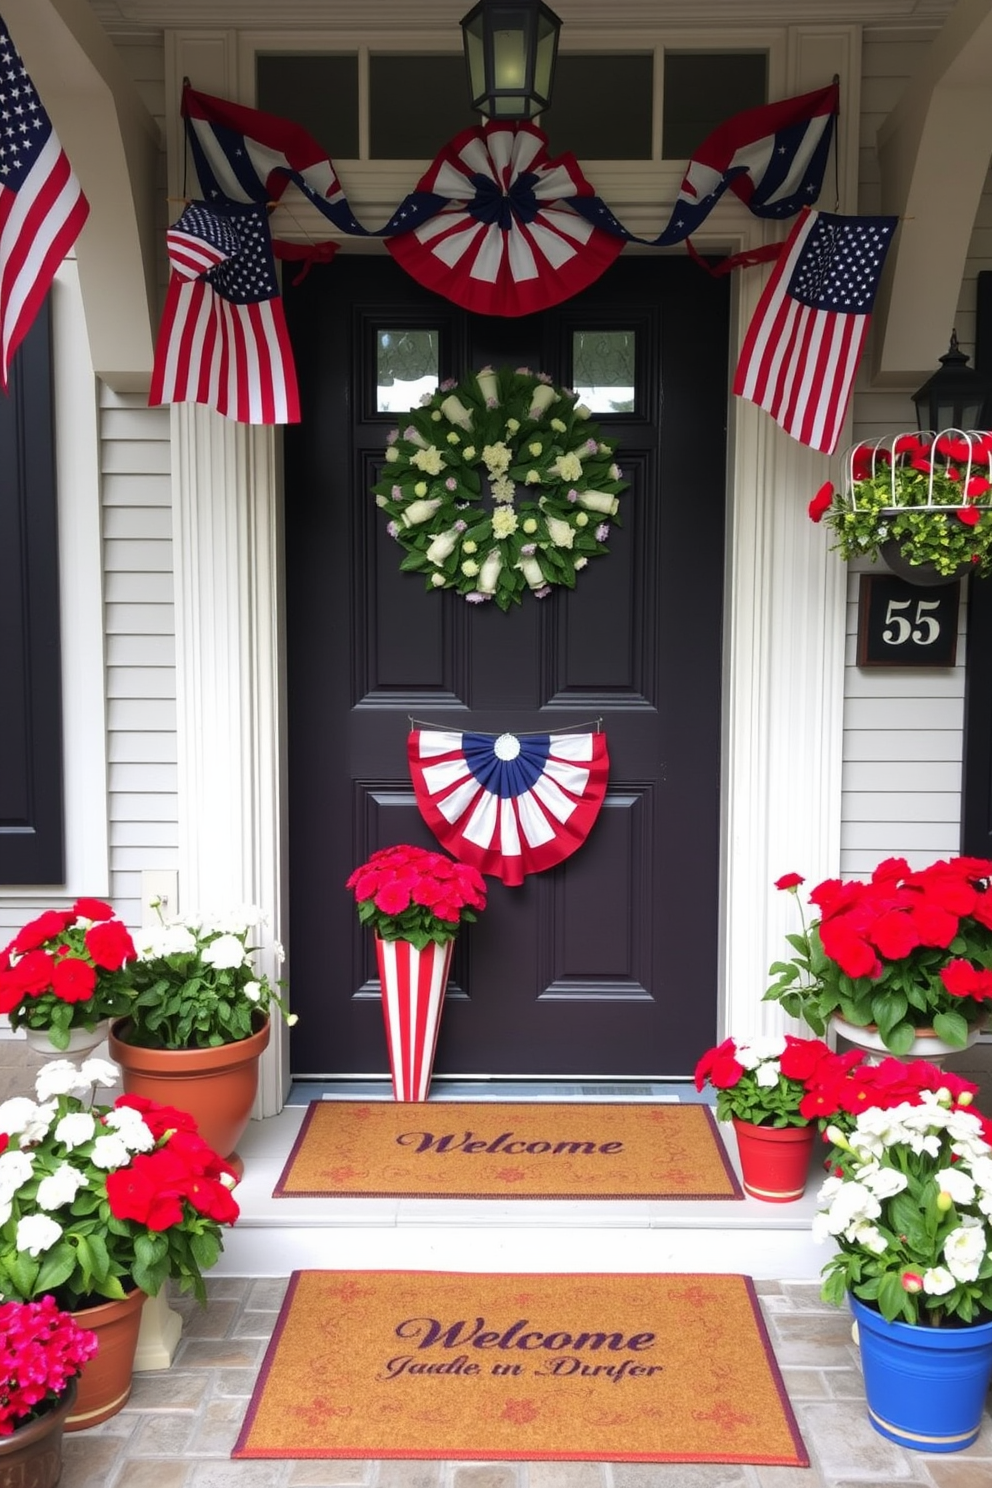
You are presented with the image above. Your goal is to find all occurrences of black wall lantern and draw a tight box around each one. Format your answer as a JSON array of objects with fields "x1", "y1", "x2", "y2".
[
  {"x1": 460, "y1": 0, "x2": 562, "y2": 121},
  {"x1": 911, "y1": 330, "x2": 992, "y2": 432}
]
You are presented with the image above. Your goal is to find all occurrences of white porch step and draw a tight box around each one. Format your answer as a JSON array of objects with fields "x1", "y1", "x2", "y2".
[{"x1": 217, "y1": 1105, "x2": 827, "y2": 1282}]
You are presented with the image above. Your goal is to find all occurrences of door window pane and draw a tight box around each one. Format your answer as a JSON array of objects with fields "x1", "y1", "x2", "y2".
[
  {"x1": 572, "y1": 330, "x2": 635, "y2": 413},
  {"x1": 663, "y1": 52, "x2": 767, "y2": 159},
  {"x1": 543, "y1": 55, "x2": 653, "y2": 160},
  {"x1": 376, "y1": 330, "x2": 439, "y2": 412},
  {"x1": 370, "y1": 56, "x2": 477, "y2": 158},
  {"x1": 256, "y1": 54, "x2": 359, "y2": 159}
]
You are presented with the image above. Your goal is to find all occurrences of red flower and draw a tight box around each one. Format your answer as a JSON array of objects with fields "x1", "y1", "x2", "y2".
[
  {"x1": 808, "y1": 482, "x2": 833, "y2": 523},
  {"x1": 114, "y1": 1094, "x2": 199, "y2": 1138},
  {"x1": 868, "y1": 910, "x2": 921, "y2": 961},
  {"x1": 9, "y1": 949, "x2": 55, "y2": 996},
  {"x1": 84, "y1": 919, "x2": 136, "y2": 972},
  {"x1": 818, "y1": 918, "x2": 881, "y2": 979},
  {"x1": 957, "y1": 506, "x2": 982, "y2": 526},
  {"x1": 779, "y1": 1035, "x2": 831, "y2": 1081},
  {"x1": 72, "y1": 897, "x2": 114, "y2": 922},
  {"x1": 774, "y1": 872, "x2": 805, "y2": 891},
  {"x1": 893, "y1": 434, "x2": 927, "y2": 459},
  {"x1": 373, "y1": 881, "x2": 412, "y2": 915},
  {"x1": 936, "y1": 435, "x2": 972, "y2": 463},
  {"x1": 910, "y1": 901, "x2": 959, "y2": 948},
  {"x1": 10, "y1": 911, "x2": 74, "y2": 954},
  {"x1": 181, "y1": 1175, "x2": 239, "y2": 1224},
  {"x1": 940, "y1": 959, "x2": 992, "y2": 1001},
  {"x1": 50, "y1": 956, "x2": 97, "y2": 1004},
  {"x1": 965, "y1": 474, "x2": 990, "y2": 498},
  {"x1": 694, "y1": 1038, "x2": 744, "y2": 1092},
  {"x1": 871, "y1": 857, "x2": 912, "y2": 884}
]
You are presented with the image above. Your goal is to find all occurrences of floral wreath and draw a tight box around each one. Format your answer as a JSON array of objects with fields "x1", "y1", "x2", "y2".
[{"x1": 372, "y1": 366, "x2": 628, "y2": 610}]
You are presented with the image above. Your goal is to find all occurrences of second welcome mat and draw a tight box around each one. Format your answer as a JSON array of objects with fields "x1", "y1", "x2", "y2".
[{"x1": 273, "y1": 1101, "x2": 742, "y2": 1200}]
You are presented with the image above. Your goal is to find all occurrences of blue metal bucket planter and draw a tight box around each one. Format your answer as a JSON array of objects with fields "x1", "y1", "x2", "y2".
[{"x1": 850, "y1": 1293, "x2": 992, "y2": 1452}]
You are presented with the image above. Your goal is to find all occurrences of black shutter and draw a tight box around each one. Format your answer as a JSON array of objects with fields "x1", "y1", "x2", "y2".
[
  {"x1": 0, "y1": 297, "x2": 65, "y2": 883},
  {"x1": 962, "y1": 272, "x2": 992, "y2": 858}
]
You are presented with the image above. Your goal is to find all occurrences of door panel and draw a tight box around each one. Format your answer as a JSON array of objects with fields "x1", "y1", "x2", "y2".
[{"x1": 284, "y1": 254, "x2": 728, "y2": 1078}]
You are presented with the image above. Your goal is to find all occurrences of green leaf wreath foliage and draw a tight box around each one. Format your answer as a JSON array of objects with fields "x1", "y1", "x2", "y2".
[{"x1": 372, "y1": 366, "x2": 628, "y2": 611}]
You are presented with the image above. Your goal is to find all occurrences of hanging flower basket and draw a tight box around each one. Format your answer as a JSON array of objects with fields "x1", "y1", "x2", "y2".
[{"x1": 809, "y1": 429, "x2": 992, "y2": 581}]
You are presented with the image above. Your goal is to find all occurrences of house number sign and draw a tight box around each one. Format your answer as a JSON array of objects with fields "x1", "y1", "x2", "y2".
[{"x1": 857, "y1": 574, "x2": 960, "y2": 667}]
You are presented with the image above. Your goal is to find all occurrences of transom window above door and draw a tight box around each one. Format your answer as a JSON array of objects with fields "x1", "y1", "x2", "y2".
[{"x1": 254, "y1": 48, "x2": 768, "y2": 163}]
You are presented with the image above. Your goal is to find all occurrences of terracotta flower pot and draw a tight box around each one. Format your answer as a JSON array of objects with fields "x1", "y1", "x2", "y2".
[
  {"x1": 67, "y1": 1289, "x2": 145, "y2": 1432},
  {"x1": 108, "y1": 1016, "x2": 270, "y2": 1173},
  {"x1": 731, "y1": 1119, "x2": 816, "y2": 1203},
  {"x1": 0, "y1": 1377, "x2": 77, "y2": 1484}
]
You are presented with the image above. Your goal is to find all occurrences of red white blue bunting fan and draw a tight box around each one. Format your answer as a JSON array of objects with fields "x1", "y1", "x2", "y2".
[
  {"x1": 386, "y1": 123, "x2": 624, "y2": 318},
  {"x1": 408, "y1": 728, "x2": 609, "y2": 886}
]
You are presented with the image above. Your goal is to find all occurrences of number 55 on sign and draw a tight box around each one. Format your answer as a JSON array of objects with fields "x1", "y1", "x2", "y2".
[{"x1": 857, "y1": 575, "x2": 961, "y2": 668}]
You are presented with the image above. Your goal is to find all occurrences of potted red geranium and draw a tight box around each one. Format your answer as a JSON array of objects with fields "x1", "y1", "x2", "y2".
[
  {"x1": 694, "y1": 1033, "x2": 851, "y2": 1202},
  {"x1": 764, "y1": 859, "x2": 992, "y2": 1057},
  {"x1": 0, "y1": 899, "x2": 136, "y2": 1054},
  {"x1": 346, "y1": 845, "x2": 487, "y2": 1099}
]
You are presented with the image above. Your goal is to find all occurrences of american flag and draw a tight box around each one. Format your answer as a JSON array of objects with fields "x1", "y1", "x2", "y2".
[
  {"x1": 733, "y1": 208, "x2": 897, "y2": 455},
  {"x1": 0, "y1": 14, "x2": 88, "y2": 388},
  {"x1": 149, "y1": 201, "x2": 299, "y2": 425}
]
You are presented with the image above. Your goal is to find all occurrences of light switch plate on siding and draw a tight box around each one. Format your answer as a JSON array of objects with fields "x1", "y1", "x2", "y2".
[{"x1": 140, "y1": 870, "x2": 178, "y2": 925}]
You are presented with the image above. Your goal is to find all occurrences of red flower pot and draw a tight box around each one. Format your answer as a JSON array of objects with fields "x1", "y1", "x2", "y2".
[
  {"x1": 374, "y1": 935, "x2": 454, "y2": 1101},
  {"x1": 731, "y1": 1119, "x2": 816, "y2": 1203}
]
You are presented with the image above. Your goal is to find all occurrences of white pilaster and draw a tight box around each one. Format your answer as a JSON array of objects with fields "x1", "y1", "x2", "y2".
[{"x1": 172, "y1": 406, "x2": 288, "y2": 1115}]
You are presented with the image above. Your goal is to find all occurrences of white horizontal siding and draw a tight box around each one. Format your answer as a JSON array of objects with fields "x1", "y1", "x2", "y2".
[
  {"x1": 101, "y1": 375, "x2": 176, "y2": 928},
  {"x1": 840, "y1": 29, "x2": 981, "y2": 881}
]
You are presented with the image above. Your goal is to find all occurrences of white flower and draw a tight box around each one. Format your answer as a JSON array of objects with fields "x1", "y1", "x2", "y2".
[
  {"x1": 440, "y1": 394, "x2": 474, "y2": 431},
  {"x1": 273, "y1": 941, "x2": 286, "y2": 965},
  {"x1": 848, "y1": 1221, "x2": 888, "y2": 1255},
  {"x1": 551, "y1": 452, "x2": 583, "y2": 483},
  {"x1": 0, "y1": 1149, "x2": 35, "y2": 1201},
  {"x1": 35, "y1": 1061, "x2": 91, "y2": 1102},
  {"x1": 90, "y1": 1133, "x2": 133, "y2": 1170},
  {"x1": 103, "y1": 1108, "x2": 156, "y2": 1152},
  {"x1": 816, "y1": 1174, "x2": 845, "y2": 1204},
  {"x1": 923, "y1": 1266, "x2": 956, "y2": 1296},
  {"x1": 819, "y1": 1180, "x2": 881, "y2": 1236},
  {"x1": 477, "y1": 550, "x2": 503, "y2": 595},
  {"x1": 243, "y1": 981, "x2": 263, "y2": 1004},
  {"x1": 858, "y1": 1165, "x2": 909, "y2": 1201},
  {"x1": 15, "y1": 1214, "x2": 63, "y2": 1256},
  {"x1": 482, "y1": 441, "x2": 512, "y2": 476},
  {"x1": 55, "y1": 1112, "x2": 96, "y2": 1149},
  {"x1": 476, "y1": 368, "x2": 499, "y2": 404},
  {"x1": 491, "y1": 507, "x2": 518, "y2": 540},
  {"x1": 0, "y1": 1097, "x2": 54, "y2": 1141},
  {"x1": 410, "y1": 446, "x2": 446, "y2": 476},
  {"x1": 201, "y1": 934, "x2": 250, "y2": 971},
  {"x1": 401, "y1": 498, "x2": 443, "y2": 528},
  {"x1": 79, "y1": 1058, "x2": 120, "y2": 1089},
  {"x1": 575, "y1": 489, "x2": 619, "y2": 516},
  {"x1": 136, "y1": 923, "x2": 197, "y2": 959},
  {"x1": 516, "y1": 555, "x2": 546, "y2": 590},
  {"x1": 545, "y1": 516, "x2": 574, "y2": 549},
  {"x1": 811, "y1": 1211, "x2": 834, "y2": 1245},
  {"x1": 935, "y1": 1165, "x2": 977, "y2": 1206},
  {"x1": 425, "y1": 528, "x2": 462, "y2": 566},
  {"x1": 528, "y1": 384, "x2": 558, "y2": 418},
  {"x1": 36, "y1": 1162, "x2": 89, "y2": 1210},
  {"x1": 944, "y1": 1221, "x2": 986, "y2": 1283},
  {"x1": 754, "y1": 1061, "x2": 781, "y2": 1089}
]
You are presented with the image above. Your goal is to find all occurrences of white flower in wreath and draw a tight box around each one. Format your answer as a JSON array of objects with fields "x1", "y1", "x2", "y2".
[
  {"x1": 402, "y1": 499, "x2": 443, "y2": 527},
  {"x1": 482, "y1": 442, "x2": 512, "y2": 476},
  {"x1": 491, "y1": 507, "x2": 518, "y2": 540},
  {"x1": 577, "y1": 490, "x2": 620, "y2": 516},
  {"x1": 491, "y1": 476, "x2": 515, "y2": 503},
  {"x1": 477, "y1": 550, "x2": 503, "y2": 593},
  {"x1": 426, "y1": 528, "x2": 463, "y2": 566},
  {"x1": 476, "y1": 368, "x2": 500, "y2": 403},
  {"x1": 517, "y1": 554, "x2": 545, "y2": 589},
  {"x1": 546, "y1": 516, "x2": 575, "y2": 549},
  {"x1": 411, "y1": 446, "x2": 446, "y2": 476},
  {"x1": 528, "y1": 384, "x2": 558, "y2": 418},
  {"x1": 461, "y1": 560, "x2": 480, "y2": 578},
  {"x1": 551, "y1": 452, "x2": 583, "y2": 483},
  {"x1": 440, "y1": 394, "x2": 474, "y2": 431}
]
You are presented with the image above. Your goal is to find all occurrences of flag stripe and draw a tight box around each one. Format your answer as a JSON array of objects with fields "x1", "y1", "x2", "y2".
[{"x1": 732, "y1": 208, "x2": 896, "y2": 455}]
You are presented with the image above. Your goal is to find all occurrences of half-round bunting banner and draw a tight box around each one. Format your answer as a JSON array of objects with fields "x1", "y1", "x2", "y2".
[
  {"x1": 386, "y1": 122, "x2": 624, "y2": 318},
  {"x1": 408, "y1": 729, "x2": 609, "y2": 886}
]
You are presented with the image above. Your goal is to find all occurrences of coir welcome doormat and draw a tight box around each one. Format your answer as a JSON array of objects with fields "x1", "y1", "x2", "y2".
[
  {"x1": 273, "y1": 1101, "x2": 742, "y2": 1201},
  {"x1": 233, "y1": 1270, "x2": 807, "y2": 1464}
]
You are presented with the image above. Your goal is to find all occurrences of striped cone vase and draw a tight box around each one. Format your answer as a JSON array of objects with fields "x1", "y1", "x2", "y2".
[{"x1": 374, "y1": 935, "x2": 455, "y2": 1101}]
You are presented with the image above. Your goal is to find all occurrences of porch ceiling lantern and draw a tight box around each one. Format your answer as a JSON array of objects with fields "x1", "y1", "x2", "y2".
[
  {"x1": 460, "y1": 0, "x2": 562, "y2": 121},
  {"x1": 912, "y1": 331, "x2": 992, "y2": 432}
]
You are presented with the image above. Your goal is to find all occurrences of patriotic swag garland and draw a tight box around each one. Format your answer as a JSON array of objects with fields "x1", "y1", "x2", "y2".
[
  {"x1": 409, "y1": 729, "x2": 609, "y2": 886},
  {"x1": 372, "y1": 366, "x2": 627, "y2": 609}
]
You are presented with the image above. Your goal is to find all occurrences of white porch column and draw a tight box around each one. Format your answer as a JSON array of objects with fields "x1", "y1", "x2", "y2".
[
  {"x1": 722, "y1": 403, "x2": 847, "y2": 1040},
  {"x1": 172, "y1": 407, "x2": 288, "y2": 1115}
]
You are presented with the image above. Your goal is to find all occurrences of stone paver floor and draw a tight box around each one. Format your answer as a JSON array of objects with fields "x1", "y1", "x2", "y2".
[{"x1": 53, "y1": 1275, "x2": 992, "y2": 1488}]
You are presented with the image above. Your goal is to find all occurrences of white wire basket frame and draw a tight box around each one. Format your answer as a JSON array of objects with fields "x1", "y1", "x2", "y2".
[{"x1": 843, "y1": 428, "x2": 992, "y2": 514}]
